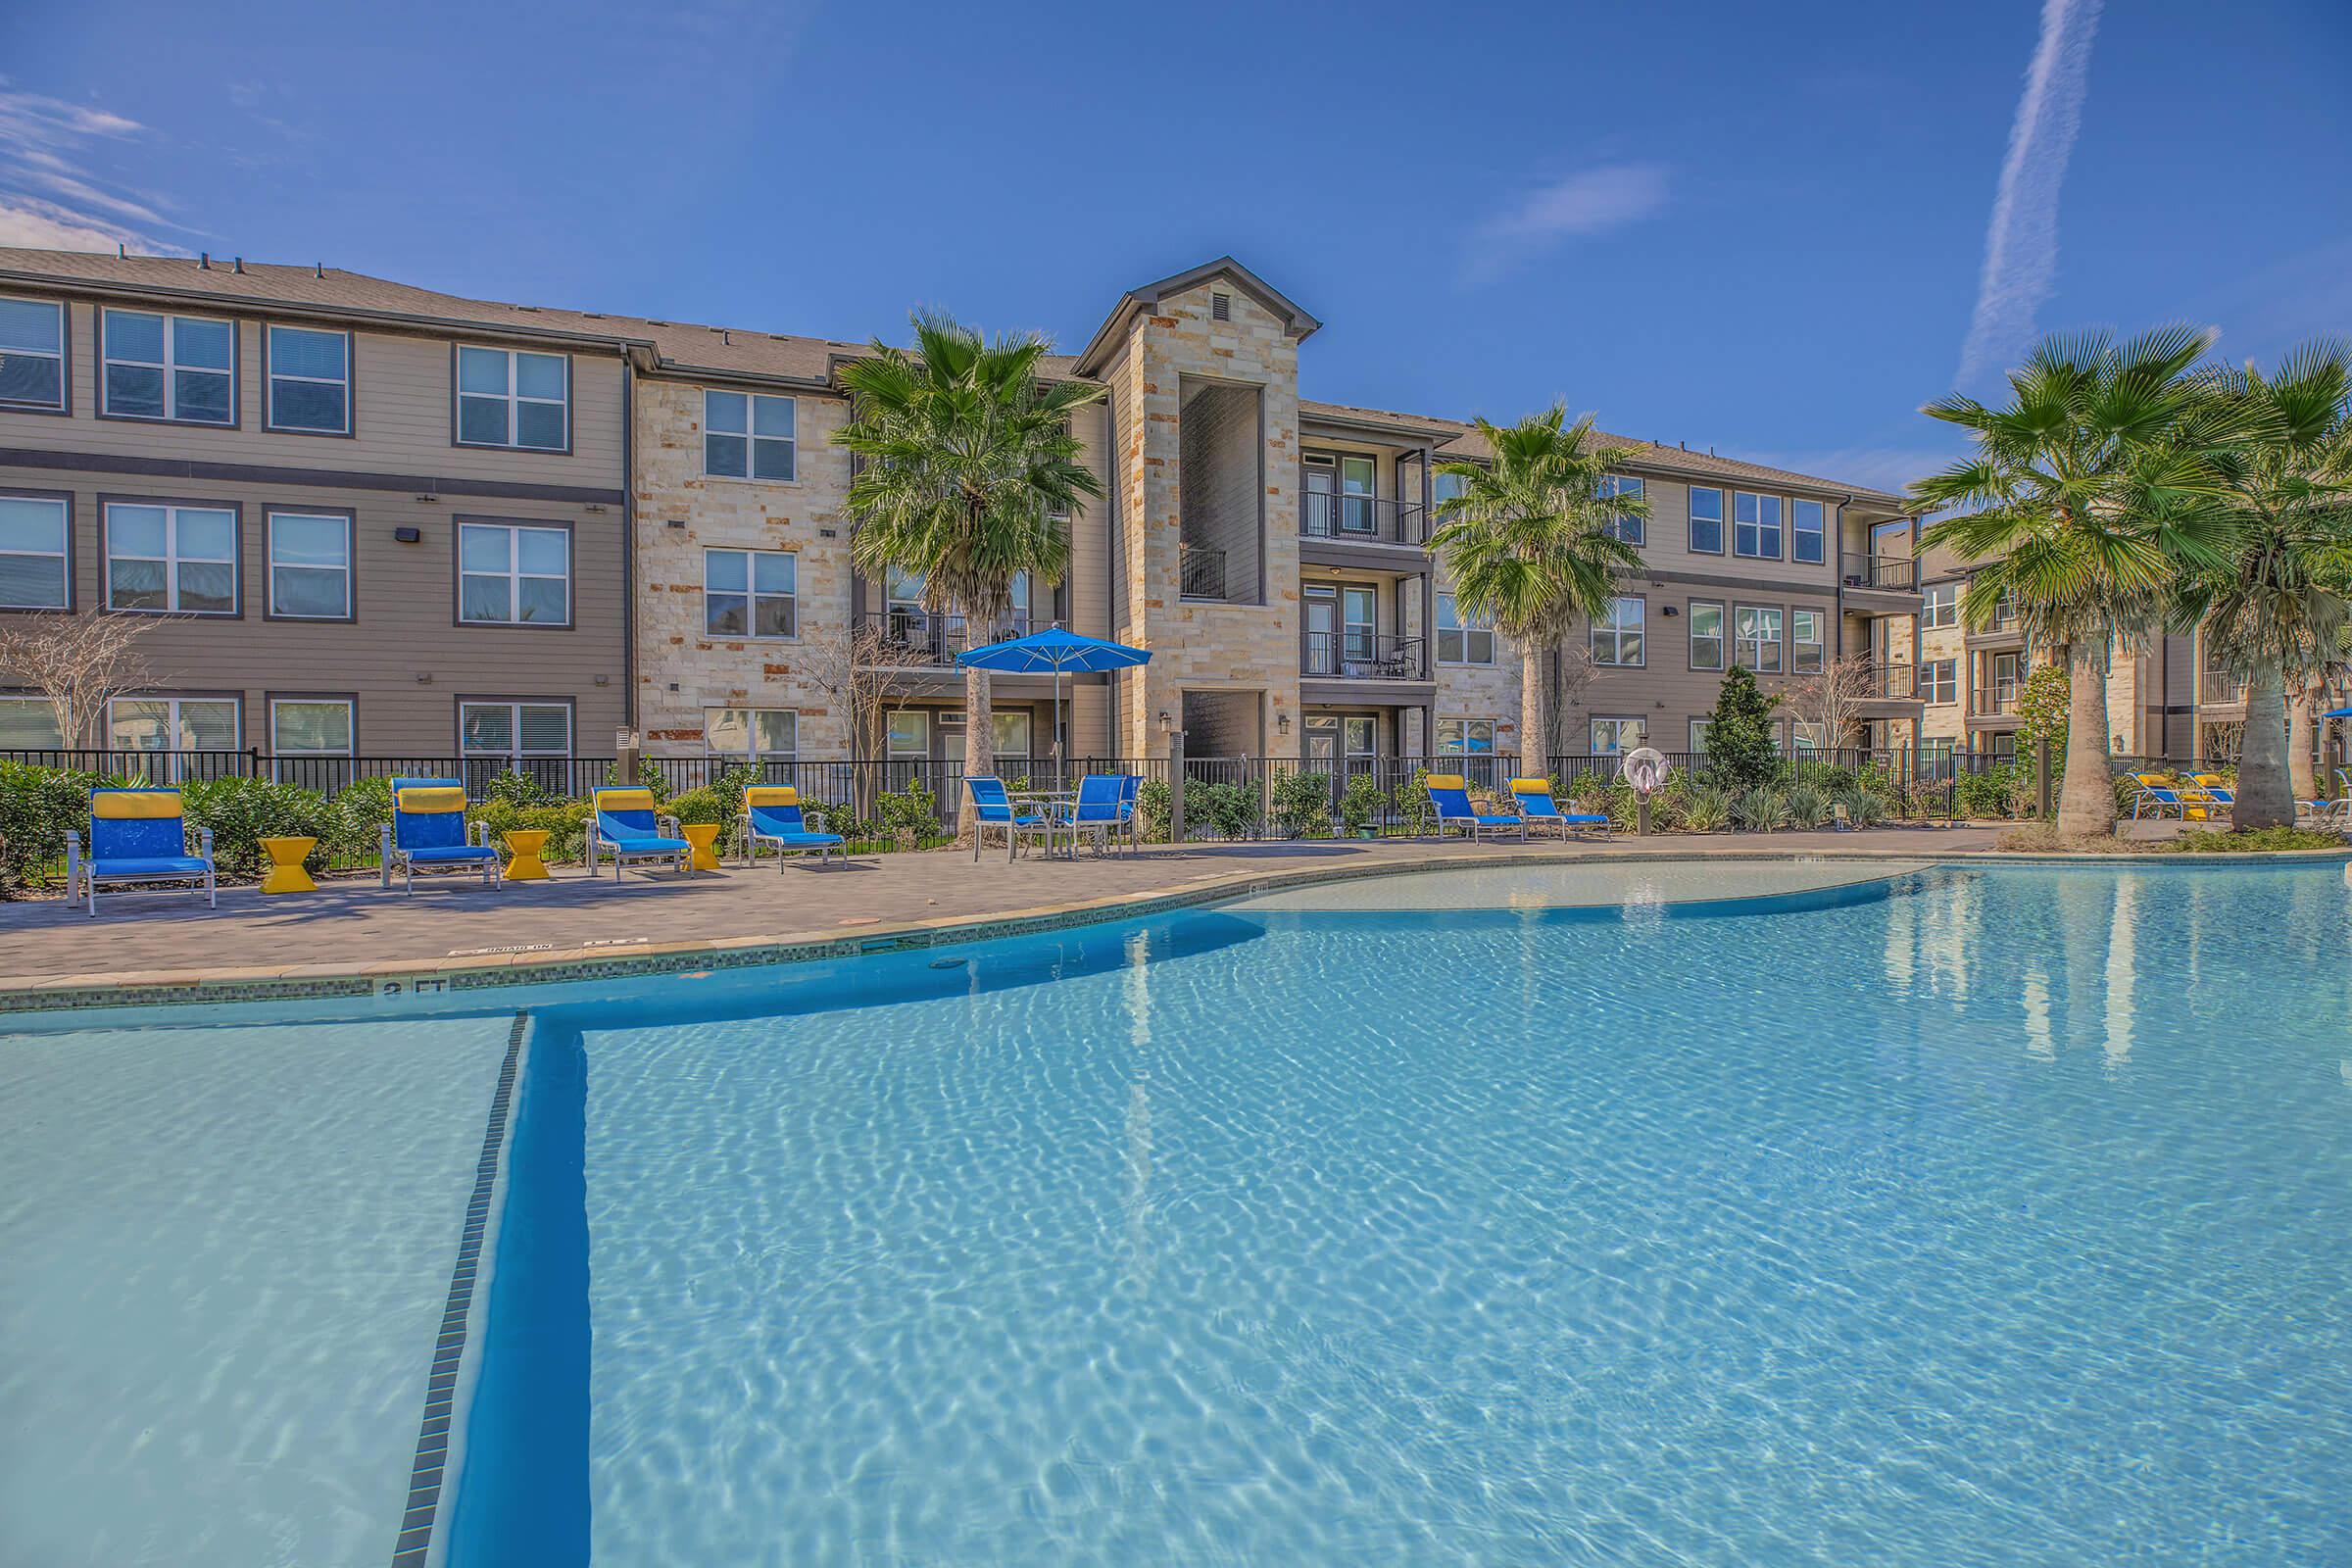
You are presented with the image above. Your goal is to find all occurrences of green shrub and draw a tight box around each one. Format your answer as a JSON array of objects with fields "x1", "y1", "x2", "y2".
[
  {"x1": 1271, "y1": 770, "x2": 1333, "y2": 839},
  {"x1": 485, "y1": 769, "x2": 563, "y2": 808},
  {"x1": 1785, "y1": 782, "x2": 1829, "y2": 829},
  {"x1": 1734, "y1": 785, "x2": 1788, "y2": 832},
  {"x1": 663, "y1": 786, "x2": 729, "y2": 827},
  {"x1": 1339, "y1": 772, "x2": 1387, "y2": 836},
  {"x1": 599, "y1": 759, "x2": 672, "y2": 802},
  {"x1": 179, "y1": 775, "x2": 334, "y2": 879},
  {"x1": 0, "y1": 760, "x2": 112, "y2": 892},
  {"x1": 1393, "y1": 768, "x2": 1434, "y2": 836},
  {"x1": 1703, "y1": 666, "x2": 1782, "y2": 796},
  {"x1": 1955, "y1": 763, "x2": 2023, "y2": 820},
  {"x1": 2151, "y1": 825, "x2": 2345, "y2": 854},
  {"x1": 1194, "y1": 780, "x2": 1261, "y2": 840},
  {"x1": 1674, "y1": 782, "x2": 1733, "y2": 833},
  {"x1": 469, "y1": 799, "x2": 596, "y2": 862},
  {"x1": 1835, "y1": 782, "x2": 1888, "y2": 828},
  {"x1": 1137, "y1": 777, "x2": 1172, "y2": 842},
  {"x1": 876, "y1": 782, "x2": 940, "y2": 846}
]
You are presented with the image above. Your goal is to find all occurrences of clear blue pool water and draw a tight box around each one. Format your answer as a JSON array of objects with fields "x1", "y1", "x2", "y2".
[{"x1": 443, "y1": 863, "x2": 2352, "y2": 1567}]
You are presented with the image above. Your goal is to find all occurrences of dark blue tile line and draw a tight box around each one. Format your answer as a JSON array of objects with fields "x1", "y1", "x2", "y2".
[{"x1": 390, "y1": 1009, "x2": 526, "y2": 1568}]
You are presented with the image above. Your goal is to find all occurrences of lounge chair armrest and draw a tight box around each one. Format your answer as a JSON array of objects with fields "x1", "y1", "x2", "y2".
[
  {"x1": 380, "y1": 822, "x2": 395, "y2": 858},
  {"x1": 194, "y1": 825, "x2": 214, "y2": 861},
  {"x1": 64, "y1": 830, "x2": 81, "y2": 887}
]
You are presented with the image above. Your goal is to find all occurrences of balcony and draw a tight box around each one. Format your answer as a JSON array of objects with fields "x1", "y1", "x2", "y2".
[
  {"x1": 1838, "y1": 555, "x2": 1923, "y2": 612},
  {"x1": 1300, "y1": 493, "x2": 1428, "y2": 547},
  {"x1": 1968, "y1": 602, "x2": 2025, "y2": 647},
  {"x1": 1866, "y1": 663, "x2": 1917, "y2": 699},
  {"x1": 855, "y1": 610, "x2": 1031, "y2": 668},
  {"x1": 1180, "y1": 544, "x2": 1226, "y2": 601},
  {"x1": 1300, "y1": 630, "x2": 1428, "y2": 682}
]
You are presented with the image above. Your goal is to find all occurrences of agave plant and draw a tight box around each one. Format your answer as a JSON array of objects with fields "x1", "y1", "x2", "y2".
[
  {"x1": 1836, "y1": 783, "x2": 1887, "y2": 828},
  {"x1": 1784, "y1": 782, "x2": 1830, "y2": 829},
  {"x1": 1674, "y1": 782, "x2": 1732, "y2": 833},
  {"x1": 1735, "y1": 786, "x2": 1788, "y2": 833}
]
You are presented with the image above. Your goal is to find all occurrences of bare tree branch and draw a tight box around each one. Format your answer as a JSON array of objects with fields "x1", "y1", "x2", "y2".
[
  {"x1": 0, "y1": 613, "x2": 172, "y2": 748},
  {"x1": 1783, "y1": 654, "x2": 1876, "y2": 751}
]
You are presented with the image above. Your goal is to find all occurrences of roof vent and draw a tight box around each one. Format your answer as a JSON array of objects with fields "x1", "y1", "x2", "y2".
[
  {"x1": 1210, "y1": 291, "x2": 1231, "y2": 322},
  {"x1": 232, "y1": 257, "x2": 245, "y2": 274},
  {"x1": 315, "y1": 261, "x2": 324, "y2": 278},
  {"x1": 198, "y1": 252, "x2": 211, "y2": 270},
  {"x1": 116, "y1": 242, "x2": 126, "y2": 259}
]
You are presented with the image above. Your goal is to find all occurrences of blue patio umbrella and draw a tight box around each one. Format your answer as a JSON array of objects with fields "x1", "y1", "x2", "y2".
[
  {"x1": 959, "y1": 626, "x2": 1152, "y2": 788},
  {"x1": 2328, "y1": 708, "x2": 2352, "y2": 718}
]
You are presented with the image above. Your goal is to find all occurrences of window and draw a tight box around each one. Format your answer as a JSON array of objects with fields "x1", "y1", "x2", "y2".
[
  {"x1": 1591, "y1": 717, "x2": 1643, "y2": 755},
  {"x1": 1736, "y1": 605, "x2": 1783, "y2": 671},
  {"x1": 0, "y1": 696, "x2": 63, "y2": 748},
  {"x1": 1922, "y1": 659, "x2": 1957, "y2": 704},
  {"x1": 0, "y1": 494, "x2": 70, "y2": 610},
  {"x1": 458, "y1": 521, "x2": 569, "y2": 625},
  {"x1": 885, "y1": 710, "x2": 928, "y2": 759},
  {"x1": 109, "y1": 696, "x2": 241, "y2": 753},
  {"x1": 265, "y1": 325, "x2": 351, "y2": 433},
  {"x1": 704, "y1": 390, "x2": 796, "y2": 480},
  {"x1": 1432, "y1": 470, "x2": 1466, "y2": 517},
  {"x1": 1597, "y1": 474, "x2": 1644, "y2": 544},
  {"x1": 1437, "y1": 717, "x2": 1496, "y2": 772},
  {"x1": 0, "y1": 296, "x2": 65, "y2": 411},
  {"x1": 1923, "y1": 582, "x2": 1957, "y2": 628},
  {"x1": 1591, "y1": 595, "x2": 1644, "y2": 666},
  {"x1": 270, "y1": 699, "x2": 353, "y2": 758},
  {"x1": 267, "y1": 511, "x2": 352, "y2": 619},
  {"x1": 704, "y1": 548, "x2": 796, "y2": 638},
  {"x1": 105, "y1": 503, "x2": 237, "y2": 614},
  {"x1": 460, "y1": 701, "x2": 571, "y2": 763},
  {"x1": 1436, "y1": 591, "x2": 1494, "y2": 663},
  {"x1": 1688, "y1": 600, "x2": 1724, "y2": 671},
  {"x1": 102, "y1": 309, "x2": 233, "y2": 424},
  {"x1": 1688, "y1": 486, "x2": 1724, "y2": 554},
  {"x1": 1688, "y1": 717, "x2": 1712, "y2": 754},
  {"x1": 1734, "y1": 492, "x2": 1782, "y2": 559},
  {"x1": 1791, "y1": 498, "x2": 1825, "y2": 564},
  {"x1": 705, "y1": 707, "x2": 798, "y2": 761},
  {"x1": 1789, "y1": 721, "x2": 1828, "y2": 754},
  {"x1": 456, "y1": 345, "x2": 567, "y2": 450},
  {"x1": 1991, "y1": 652, "x2": 2024, "y2": 710},
  {"x1": 1791, "y1": 609, "x2": 1824, "y2": 674}
]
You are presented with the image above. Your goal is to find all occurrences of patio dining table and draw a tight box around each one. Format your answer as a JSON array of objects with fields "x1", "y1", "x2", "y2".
[{"x1": 1011, "y1": 790, "x2": 1076, "y2": 859}]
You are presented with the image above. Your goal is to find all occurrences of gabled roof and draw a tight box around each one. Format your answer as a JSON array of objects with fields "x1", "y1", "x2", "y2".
[{"x1": 1071, "y1": 256, "x2": 1320, "y2": 376}]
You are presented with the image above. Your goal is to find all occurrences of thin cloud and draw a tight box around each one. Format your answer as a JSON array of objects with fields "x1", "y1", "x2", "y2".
[
  {"x1": 1956, "y1": 0, "x2": 2105, "y2": 385},
  {"x1": 0, "y1": 87, "x2": 173, "y2": 253},
  {"x1": 1465, "y1": 164, "x2": 1669, "y2": 283}
]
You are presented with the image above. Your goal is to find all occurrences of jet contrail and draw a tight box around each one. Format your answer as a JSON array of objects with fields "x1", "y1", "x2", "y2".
[{"x1": 1957, "y1": 0, "x2": 2105, "y2": 385}]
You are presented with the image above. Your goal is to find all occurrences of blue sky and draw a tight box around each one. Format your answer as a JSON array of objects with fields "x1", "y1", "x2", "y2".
[{"x1": 4, "y1": 0, "x2": 2347, "y2": 491}]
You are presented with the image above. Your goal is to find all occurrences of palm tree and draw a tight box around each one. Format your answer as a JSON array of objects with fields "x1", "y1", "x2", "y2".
[
  {"x1": 1432, "y1": 408, "x2": 1647, "y2": 766},
  {"x1": 2175, "y1": 342, "x2": 2352, "y2": 829},
  {"x1": 834, "y1": 311, "x2": 1103, "y2": 828},
  {"x1": 1913, "y1": 326, "x2": 2239, "y2": 839}
]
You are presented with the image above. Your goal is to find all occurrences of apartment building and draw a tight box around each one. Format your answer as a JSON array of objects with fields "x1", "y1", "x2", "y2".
[
  {"x1": 631, "y1": 256, "x2": 1925, "y2": 776},
  {"x1": 0, "y1": 248, "x2": 638, "y2": 773}
]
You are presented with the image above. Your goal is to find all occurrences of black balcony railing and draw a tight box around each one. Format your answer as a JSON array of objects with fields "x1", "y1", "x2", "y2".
[
  {"x1": 1844, "y1": 557, "x2": 1918, "y2": 591},
  {"x1": 1984, "y1": 685, "x2": 2023, "y2": 714},
  {"x1": 1180, "y1": 545, "x2": 1227, "y2": 600},
  {"x1": 1300, "y1": 493, "x2": 1429, "y2": 546},
  {"x1": 855, "y1": 610, "x2": 1031, "y2": 667},
  {"x1": 1300, "y1": 630, "x2": 1427, "y2": 680},
  {"x1": 1866, "y1": 663, "x2": 1917, "y2": 699}
]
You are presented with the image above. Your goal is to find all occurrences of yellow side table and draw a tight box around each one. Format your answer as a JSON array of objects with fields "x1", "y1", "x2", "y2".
[
  {"x1": 259, "y1": 836, "x2": 318, "y2": 894},
  {"x1": 502, "y1": 828, "x2": 552, "y2": 882},
  {"x1": 679, "y1": 821, "x2": 724, "y2": 873}
]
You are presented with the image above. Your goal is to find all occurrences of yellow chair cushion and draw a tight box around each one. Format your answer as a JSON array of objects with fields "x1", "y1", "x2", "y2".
[
  {"x1": 394, "y1": 786, "x2": 468, "y2": 814},
  {"x1": 92, "y1": 790, "x2": 182, "y2": 820},
  {"x1": 2132, "y1": 773, "x2": 2169, "y2": 786},
  {"x1": 1424, "y1": 774, "x2": 1467, "y2": 791},
  {"x1": 595, "y1": 788, "x2": 658, "y2": 812},
  {"x1": 1506, "y1": 777, "x2": 1549, "y2": 793},
  {"x1": 745, "y1": 786, "x2": 802, "y2": 808}
]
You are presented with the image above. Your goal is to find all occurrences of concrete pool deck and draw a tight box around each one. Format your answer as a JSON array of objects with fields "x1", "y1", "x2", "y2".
[{"x1": 0, "y1": 821, "x2": 2333, "y2": 1013}]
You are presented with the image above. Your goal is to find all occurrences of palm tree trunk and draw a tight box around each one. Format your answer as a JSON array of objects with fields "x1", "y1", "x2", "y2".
[
  {"x1": 1520, "y1": 644, "x2": 1545, "y2": 779},
  {"x1": 2232, "y1": 670, "x2": 2293, "y2": 830},
  {"x1": 958, "y1": 664, "x2": 994, "y2": 837},
  {"x1": 2287, "y1": 682, "x2": 2318, "y2": 804},
  {"x1": 2058, "y1": 638, "x2": 2117, "y2": 840}
]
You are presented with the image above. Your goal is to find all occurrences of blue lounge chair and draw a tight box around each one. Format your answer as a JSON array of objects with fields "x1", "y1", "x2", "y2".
[
  {"x1": 66, "y1": 786, "x2": 216, "y2": 916},
  {"x1": 1116, "y1": 773, "x2": 1144, "y2": 853},
  {"x1": 587, "y1": 787, "x2": 692, "y2": 880},
  {"x1": 739, "y1": 785, "x2": 848, "y2": 870},
  {"x1": 1059, "y1": 773, "x2": 1131, "y2": 858},
  {"x1": 965, "y1": 775, "x2": 1054, "y2": 861},
  {"x1": 1425, "y1": 772, "x2": 1525, "y2": 843},
  {"x1": 380, "y1": 777, "x2": 501, "y2": 894},
  {"x1": 2130, "y1": 781, "x2": 2194, "y2": 820},
  {"x1": 1507, "y1": 776, "x2": 1612, "y2": 840}
]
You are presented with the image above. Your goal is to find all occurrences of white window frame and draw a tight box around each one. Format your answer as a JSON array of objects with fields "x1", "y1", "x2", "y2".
[
  {"x1": 1688, "y1": 717, "x2": 1712, "y2": 754},
  {"x1": 1922, "y1": 582, "x2": 1958, "y2": 628},
  {"x1": 0, "y1": 295, "x2": 66, "y2": 412},
  {"x1": 1591, "y1": 595, "x2": 1645, "y2": 667},
  {"x1": 0, "y1": 696, "x2": 64, "y2": 749},
  {"x1": 270, "y1": 698, "x2": 354, "y2": 775},
  {"x1": 1736, "y1": 604, "x2": 1784, "y2": 672},
  {"x1": 266, "y1": 510, "x2": 353, "y2": 620},
  {"x1": 0, "y1": 492, "x2": 71, "y2": 610},
  {"x1": 703, "y1": 389, "x2": 798, "y2": 481},
  {"x1": 455, "y1": 344, "x2": 568, "y2": 452},
  {"x1": 1734, "y1": 492, "x2": 1782, "y2": 560},
  {"x1": 265, "y1": 323, "x2": 353, "y2": 434},
  {"x1": 1687, "y1": 599, "x2": 1725, "y2": 671},
  {"x1": 101, "y1": 308, "x2": 236, "y2": 424},
  {"x1": 1790, "y1": 609, "x2": 1825, "y2": 674},
  {"x1": 704, "y1": 707, "x2": 799, "y2": 762},
  {"x1": 1436, "y1": 590, "x2": 1494, "y2": 664},
  {"x1": 1791, "y1": 498, "x2": 1825, "y2": 564},
  {"x1": 104, "y1": 502, "x2": 238, "y2": 615},
  {"x1": 1597, "y1": 474, "x2": 1644, "y2": 544},
  {"x1": 107, "y1": 695, "x2": 243, "y2": 769},
  {"x1": 1688, "y1": 486, "x2": 1724, "y2": 554},
  {"x1": 457, "y1": 521, "x2": 571, "y2": 627},
  {"x1": 884, "y1": 710, "x2": 929, "y2": 760},
  {"x1": 1437, "y1": 716, "x2": 1496, "y2": 753},
  {"x1": 1789, "y1": 720, "x2": 1829, "y2": 754},
  {"x1": 1591, "y1": 716, "x2": 1644, "y2": 756},
  {"x1": 702, "y1": 547, "x2": 798, "y2": 640},
  {"x1": 1923, "y1": 659, "x2": 1958, "y2": 705},
  {"x1": 459, "y1": 700, "x2": 572, "y2": 764}
]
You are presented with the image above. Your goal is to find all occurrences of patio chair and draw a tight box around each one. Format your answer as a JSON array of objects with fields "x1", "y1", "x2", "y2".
[
  {"x1": 2129, "y1": 781, "x2": 2193, "y2": 820},
  {"x1": 66, "y1": 787, "x2": 216, "y2": 917},
  {"x1": 965, "y1": 775, "x2": 1054, "y2": 861},
  {"x1": 1507, "y1": 777, "x2": 1611, "y2": 840},
  {"x1": 1424, "y1": 773, "x2": 1525, "y2": 843},
  {"x1": 739, "y1": 785, "x2": 848, "y2": 870},
  {"x1": 1059, "y1": 773, "x2": 1130, "y2": 858},
  {"x1": 380, "y1": 777, "x2": 501, "y2": 894},
  {"x1": 587, "y1": 787, "x2": 692, "y2": 881},
  {"x1": 1115, "y1": 773, "x2": 1144, "y2": 853}
]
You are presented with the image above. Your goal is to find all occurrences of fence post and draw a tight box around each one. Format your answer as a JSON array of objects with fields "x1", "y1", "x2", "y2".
[{"x1": 1168, "y1": 728, "x2": 1187, "y2": 847}]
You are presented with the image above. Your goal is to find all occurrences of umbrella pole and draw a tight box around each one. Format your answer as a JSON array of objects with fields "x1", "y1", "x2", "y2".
[{"x1": 1055, "y1": 664, "x2": 1065, "y2": 792}]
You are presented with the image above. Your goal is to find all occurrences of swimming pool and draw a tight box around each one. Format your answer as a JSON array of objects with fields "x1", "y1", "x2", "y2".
[{"x1": 7, "y1": 861, "x2": 2351, "y2": 1565}]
